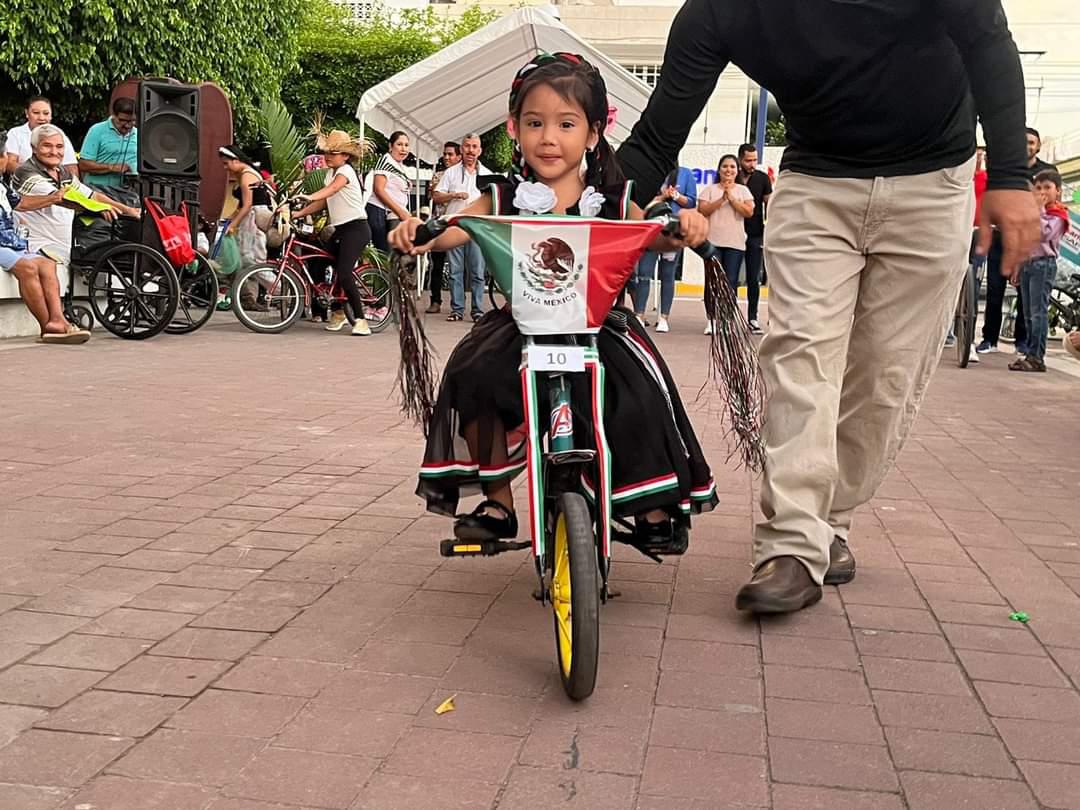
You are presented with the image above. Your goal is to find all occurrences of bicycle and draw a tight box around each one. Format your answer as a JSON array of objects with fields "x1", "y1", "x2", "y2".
[
  {"x1": 230, "y1": 214, "x2": 395, "y2": 335},
  {"x1": 409, "y1": 210, "x2": 726, "y2": 701},
  {"x1": 1001, "y1": 270, "x2": 1080, "y2": 346}
]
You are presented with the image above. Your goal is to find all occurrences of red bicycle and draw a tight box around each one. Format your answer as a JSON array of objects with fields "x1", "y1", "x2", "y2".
[{"x1": 230, "y1": 218, "x2": 395, "y2": 334}]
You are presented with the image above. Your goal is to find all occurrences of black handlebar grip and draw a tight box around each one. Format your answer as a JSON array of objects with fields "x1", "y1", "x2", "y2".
[
  {"x1": 413, "y1": 223, "x2": 435, "y2": 247},
  {"x1": 693, "y1": 241, "x2": 720, "y2": 261}
]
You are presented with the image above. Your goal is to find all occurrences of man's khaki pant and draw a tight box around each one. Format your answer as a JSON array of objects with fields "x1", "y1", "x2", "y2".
[{"x1": 755, "y1": 159, "x2": 976, "y2": 584}]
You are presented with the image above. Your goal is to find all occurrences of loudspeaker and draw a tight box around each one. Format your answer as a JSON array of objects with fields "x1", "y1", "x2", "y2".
[{"x1": 138, "y1": 80, "x2": 200, "y2": 178}]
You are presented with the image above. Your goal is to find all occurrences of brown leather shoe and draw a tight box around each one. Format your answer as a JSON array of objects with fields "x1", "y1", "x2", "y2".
[
  {"x1": 425, "y1": 302, "x2": 441, "y2": 314},
  {"x1": 823, "y1": 537, "x2": 856, "y2": 585},
  {"x1": 735, "y1": 557, "x2": 822, "y2": 614}
]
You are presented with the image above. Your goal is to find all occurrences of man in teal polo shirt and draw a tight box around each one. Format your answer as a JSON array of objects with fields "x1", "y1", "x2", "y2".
[{"x1": 78, "y1": 97, "x2": 138, "y2": 192}]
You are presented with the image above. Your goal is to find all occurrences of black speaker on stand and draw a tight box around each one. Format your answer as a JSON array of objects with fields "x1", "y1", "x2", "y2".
[
  {"x1": 136, "y1": 80, "x2": 202, "y2": 251},
  {"x1": 138, "y1": 80, "x2": 200, "y2": 178}
]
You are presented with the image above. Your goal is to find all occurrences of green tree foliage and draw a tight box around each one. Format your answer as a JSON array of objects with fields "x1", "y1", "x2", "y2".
[
  {"x1": 283, "y1": 1, "x2": 500, "y2": 160},
  {"x1": 765, "y1": 117, "x2": 788, "y2": 147},
  {"x1": 0, "y1": 0, "x2": 305, "y2": 139}
]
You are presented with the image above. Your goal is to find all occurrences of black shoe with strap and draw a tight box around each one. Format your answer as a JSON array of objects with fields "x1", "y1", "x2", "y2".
[
  {"x1": 634, "y1": 516, "x2": 689, "y2": 556},
  {"x1": 823, "y1": 537, "x2": 856, "y2": 585},
  {"x1": 453, "y1": 500, "x2": 518, "y2": 541}
]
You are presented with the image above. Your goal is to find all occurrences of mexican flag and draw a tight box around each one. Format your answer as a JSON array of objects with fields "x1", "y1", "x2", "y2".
[{"x1": 446, "y1": 215, "x2": 663, "y2": 334}]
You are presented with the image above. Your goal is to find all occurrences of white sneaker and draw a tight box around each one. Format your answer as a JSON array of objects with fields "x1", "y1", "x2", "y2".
[
  {"x1": 969, "y1": 345, "x2": 980, "y2": 363},
  {"x1": 748, "y1": 319, "x2": 763, "y2": 335},
  {"x1": 351, "y1": 319, "x2": 371, "y2": 336},
  {"x1": 656, "y1": 317, "x2": 670, "y2": 333},
  {"x1": 703, "y1": 321, "x2": 715, "y2": 335}
]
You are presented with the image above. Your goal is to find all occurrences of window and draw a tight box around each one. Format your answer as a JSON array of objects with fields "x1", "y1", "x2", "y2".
[
  {"x1": 336, "y1": 0, "x2": 379, "y2": 21},
  {"x1": 623, "y1": 64, "x2": 662, "y2": 87}
]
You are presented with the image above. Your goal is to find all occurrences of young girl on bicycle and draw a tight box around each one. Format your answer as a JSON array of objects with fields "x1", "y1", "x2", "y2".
[{"x1": 392, "y1": 53, "x2": 743, "y2": 550}]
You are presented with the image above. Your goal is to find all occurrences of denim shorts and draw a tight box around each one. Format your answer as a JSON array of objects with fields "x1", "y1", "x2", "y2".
[{"x1": 0, "y1": 245, "x2": 35, "y2": 271}]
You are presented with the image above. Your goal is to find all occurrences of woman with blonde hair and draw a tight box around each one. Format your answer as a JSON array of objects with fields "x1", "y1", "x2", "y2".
[{"x1": 293, "y1": 129, "x2": 373, "y2": 336}]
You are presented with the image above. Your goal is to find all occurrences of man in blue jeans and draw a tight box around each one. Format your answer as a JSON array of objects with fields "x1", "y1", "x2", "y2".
[
  {"x1": 432, "y1": 134, "x2": 490, "y2": 322},
  {"x1": 633, "y1": 166, "x2": 697, "y2": 333}
]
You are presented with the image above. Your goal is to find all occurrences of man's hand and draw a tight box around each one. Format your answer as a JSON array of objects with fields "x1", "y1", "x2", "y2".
[
  {"x1": 389, "y1": 216, "x2": 429, "y2": 255},
  {"x1": 48, "y1": 189, "x2": 66, "y2": 206},
  {"x1": 977, "y1": 189, "x2": 1040, "y2": 283}
]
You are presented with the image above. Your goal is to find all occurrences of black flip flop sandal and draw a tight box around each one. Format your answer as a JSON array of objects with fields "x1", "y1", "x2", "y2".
[{"x1": 454, "y1": 499, "x2": 518, "y2": 541}]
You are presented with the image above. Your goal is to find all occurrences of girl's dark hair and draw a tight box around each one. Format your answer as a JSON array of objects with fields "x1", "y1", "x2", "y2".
[
  {"x1": 716, "y1": 154, "x2": 738, "y2": 176},
  {"x1": 388, "y1": 130, "x2": 408, "y2": 149},
  {"x1": 219, "y1": 144, "x2": 254, "y2": 165},
  {"x1": 508, "y1": 53, "x2": 623, "y2": 188}
]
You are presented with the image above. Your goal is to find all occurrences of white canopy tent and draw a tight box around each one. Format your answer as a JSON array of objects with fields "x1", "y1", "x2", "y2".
[{"x1": 355, "y1": 6, "x2": 654, "y2": 164}]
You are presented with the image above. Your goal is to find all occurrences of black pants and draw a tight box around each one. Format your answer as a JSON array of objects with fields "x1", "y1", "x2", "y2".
[
  {"x1": 982, "y1": 230, "x2": 1027, "y2": 347},
  {"x1": 429, "y1": 251, "x2": 446, "y2": 305},
  {"x1": 330, "y1": 218, "x2": 372, "y2": 315},
  {"x1": 744, "y1": 234, "x2": 764, "y2": 322}
]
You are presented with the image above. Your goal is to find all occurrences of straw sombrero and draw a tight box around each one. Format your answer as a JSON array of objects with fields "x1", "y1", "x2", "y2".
[{"x1": 316, "y1": 129, "x2": 364, "y2": 158}]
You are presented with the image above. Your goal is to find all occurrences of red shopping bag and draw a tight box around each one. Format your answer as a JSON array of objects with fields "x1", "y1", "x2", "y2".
[{"x1": 145, "y1": 199, "x2": 196, "y2": 266}]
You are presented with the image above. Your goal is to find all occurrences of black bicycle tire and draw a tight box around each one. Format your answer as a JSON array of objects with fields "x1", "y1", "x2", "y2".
[{"x1": 552, "y1": 492, "x2": 600, "y2": 701}]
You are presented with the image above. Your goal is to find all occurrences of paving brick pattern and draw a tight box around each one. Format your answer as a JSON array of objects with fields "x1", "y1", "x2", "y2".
[{"x1": 0, "y1": 309, "x2": 1078, "y2": 808}]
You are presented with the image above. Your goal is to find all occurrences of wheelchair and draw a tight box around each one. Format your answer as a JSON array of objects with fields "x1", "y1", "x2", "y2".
[{"x1": 63, "y1": 195, "x2": 217, "y2": 340}]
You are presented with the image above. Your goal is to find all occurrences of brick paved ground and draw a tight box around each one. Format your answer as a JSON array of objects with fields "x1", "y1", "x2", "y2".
[{"x1": 1, "y1": 304, "x2": 1078, "y2": 810}]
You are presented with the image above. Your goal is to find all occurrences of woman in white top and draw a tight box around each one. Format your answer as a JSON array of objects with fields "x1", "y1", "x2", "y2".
[
  {"x1": 294, "y1": 129, "x2": 373, "y2": 336},
  {"x1": 697, "y1": 154, "x2": 754, "y2": 333},
  {"x1": 367, "y1": 131, "x2": 412, "y2": 253}
]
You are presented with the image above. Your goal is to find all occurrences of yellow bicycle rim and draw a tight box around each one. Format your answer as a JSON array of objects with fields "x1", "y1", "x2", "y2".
[{"x1": 552, "y1": 512, "x2": 573, "y2": 678}]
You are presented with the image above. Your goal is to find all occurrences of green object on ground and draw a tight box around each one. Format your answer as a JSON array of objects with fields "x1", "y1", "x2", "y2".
[{"x1": 1009, "y1": 611, "x2": 1030, "y2": 623}]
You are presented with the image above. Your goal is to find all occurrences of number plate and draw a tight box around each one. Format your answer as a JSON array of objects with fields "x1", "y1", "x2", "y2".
[{"x1": 526, "y1": 345, "x2": 585, "y2": 372}]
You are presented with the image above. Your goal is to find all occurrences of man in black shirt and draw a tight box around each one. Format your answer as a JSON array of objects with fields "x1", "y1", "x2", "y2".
[
  {"x1": 737, "y1": 143, "x2": 771, "y2": 333},
  {"x1": 619, "y1": 0, "x2": 1039, "y2": 614},
  {"x1": 979, "y1": 127, "x2": 1056, "y2": 354}
]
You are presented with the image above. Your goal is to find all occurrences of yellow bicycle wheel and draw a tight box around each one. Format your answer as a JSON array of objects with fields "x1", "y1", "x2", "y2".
[{"x1": 551, "y1": 492, "x2": 600, "y2": 700}]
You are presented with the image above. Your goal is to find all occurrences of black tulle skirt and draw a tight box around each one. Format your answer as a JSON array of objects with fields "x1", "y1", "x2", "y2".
[{"x1": 417, "y1": 306, "x2": 718, "y2": 524}]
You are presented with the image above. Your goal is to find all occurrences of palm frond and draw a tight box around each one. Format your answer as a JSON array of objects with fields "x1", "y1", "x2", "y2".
[
  {"x1": 259, "y1": 97, "x2": 308, "y2": 199},
  {"x1": 302, "y1": 168, "x2": 328, "y2": 195}
]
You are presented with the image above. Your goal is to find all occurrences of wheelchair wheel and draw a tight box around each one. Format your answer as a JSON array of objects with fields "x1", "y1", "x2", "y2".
[
  {"x1": 550, "y1": 492, "x2": 600, "y2": 701},
  {"x1": 87, "y1": 244, "x2": 179, "y2": 340},
  {"x1": 231, "y1": 263, "x2": 305, "y2": 334},
  {"x1": 955, "y1": 269, "x2": 976, "y2": 368},
  {"x1": 344, "y1": 265, "x2": 396, "y2": 334},
  {"x1": 67, "y1": 304, "x2": 94, "y2": 332},
  {"x1": 166, "y1": 255, "x2": 218, "y2": 335}
]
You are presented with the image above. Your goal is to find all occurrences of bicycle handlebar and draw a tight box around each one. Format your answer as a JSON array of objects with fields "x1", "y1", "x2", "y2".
[{"x1": 411, "y1": 203, "x2": 720, "y2": 260}]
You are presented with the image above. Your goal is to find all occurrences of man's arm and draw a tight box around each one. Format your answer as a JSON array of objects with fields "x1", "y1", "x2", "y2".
[
  {"x1": 616, "y1": 0, "x2": 728, "y2": 207},
  {"x1": 431, "y1": 171, "x2": 456, "y2": 206},
  {"x1": 78, "y1": 126, "x2": 123, "y2": 176},
  {"x1": 943, "y1": 0, "x2": 1040, "y2": 280},
  {"x1": 942, "y1": 0, "x2": 1027, "y2": 192}
]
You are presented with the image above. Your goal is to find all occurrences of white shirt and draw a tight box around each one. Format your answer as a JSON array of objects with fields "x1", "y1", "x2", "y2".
[
  {"x1": 324, "y1": 163, "x2": 367, "y2": 227},
  {"x1": 435, "y1": 161, "x2": 491, "y2": 216},
  {"x1": 368, "y1": 154, "x2": 410, "y2": 217},
  {"x1": 4, "y1": 123, "x2": 78, "y2": 167}
]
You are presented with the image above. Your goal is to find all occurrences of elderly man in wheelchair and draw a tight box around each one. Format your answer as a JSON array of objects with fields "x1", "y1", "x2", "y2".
[
  {"x1": 0, "y1": 175, "x2": 86, "y2": 343},
  {"x1": 9, "y1": 123, "x2": 143, "y2": 338}
]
